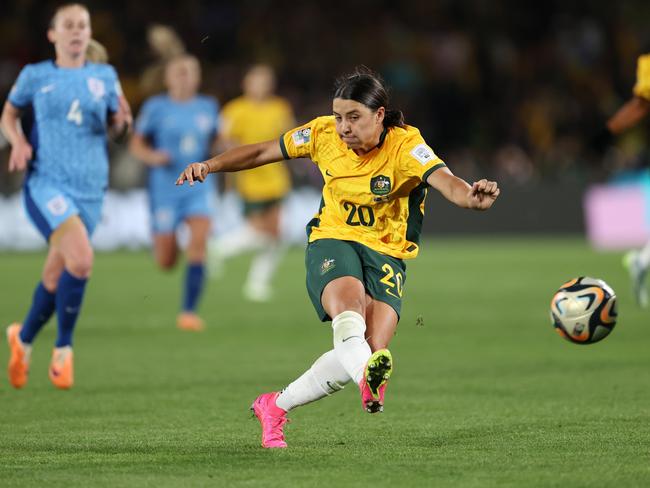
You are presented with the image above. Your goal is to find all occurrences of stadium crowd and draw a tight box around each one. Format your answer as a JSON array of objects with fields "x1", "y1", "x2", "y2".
[{"x1": 1, "y1": 0, "x2": 650, "y2": 195}]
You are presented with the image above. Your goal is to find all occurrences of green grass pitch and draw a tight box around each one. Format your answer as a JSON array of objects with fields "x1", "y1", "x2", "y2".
[{"x1": 1, "y1": 238, "x2": 649, "y2": 487}]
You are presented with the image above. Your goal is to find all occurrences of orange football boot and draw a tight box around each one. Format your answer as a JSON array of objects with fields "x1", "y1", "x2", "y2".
[
  {"x1": 7, "y1": 323, "x2": 31, "y2": 389},
  {"x1": 176, "y1": 312, "x2": 205, "y2": 332},
  {"x1": 49, "y1": 346, "x2": 74, "y2": 389}
]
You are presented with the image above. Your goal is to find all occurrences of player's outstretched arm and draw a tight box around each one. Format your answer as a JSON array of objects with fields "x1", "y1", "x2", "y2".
[
  {"x1": 176, "y1": 139, "x2": 284, "y2": 186},
  {"x1": 606, "y1": 96, "x2": 650, "y2": 135},
  {"x1": 426, "y1": 166, "x2": 500, "y2": 211},
  {"x1": 0, "y1": 101, "x2": 32, "y2": 172}
]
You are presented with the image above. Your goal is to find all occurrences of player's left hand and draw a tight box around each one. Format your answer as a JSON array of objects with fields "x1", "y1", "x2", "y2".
[{"x1": 468, "y1": 179, "x2": 500, "y2": 210}]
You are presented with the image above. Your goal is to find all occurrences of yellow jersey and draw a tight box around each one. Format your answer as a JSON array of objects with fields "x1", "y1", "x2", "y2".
[
  {"x1": 221, "y1": 96, "x2": 294, "y2": 202},
  {"x1": 280, "y1": 116, "x2": 446, "y2": 259},
  {"x1": 633, "y1": 54, "x2": 650, "y2": 101}
]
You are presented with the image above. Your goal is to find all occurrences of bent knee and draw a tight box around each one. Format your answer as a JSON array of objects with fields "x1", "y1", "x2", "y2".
[
  {"x1": 156, "y1": 255, "x2": 177, "y2": 270},
  {"x1": 42, "y1": 270, "x2": 63, "y2": 291},
  {"x1": 66, "y1": 252, "x2": 94, "y2": 278}
]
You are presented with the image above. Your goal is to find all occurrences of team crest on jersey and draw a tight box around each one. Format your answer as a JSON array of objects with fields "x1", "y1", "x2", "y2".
[
  {"x1": 195, "y1": 113, "x2": 213, "y2": 133},
  {"x1": 410, "y1": 143, "x2": 436, "y2": 166},
  {"x1": 87, "y1": 77, "x2": 106, "y2": 100},
  {"x1": 370, "y1": 175, "x2": 391, "y2": 196},
  {"x1": 292, "y1": 128, "x2": 311, "y2": 146},
  {"x1": 46, "y1": 195, "x2": 68, "y2": 216},
  {"x1": 320, "y1": 258, "x2": 336, "y2": 275}
]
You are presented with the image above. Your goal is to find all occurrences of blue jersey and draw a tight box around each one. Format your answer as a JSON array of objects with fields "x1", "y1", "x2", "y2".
[
  {"x1": 8, "y1": 60, "x2": 122, "y2": 200},
  {"x1": 134, "y1": 94, "x2": 219, "y2": 193}
]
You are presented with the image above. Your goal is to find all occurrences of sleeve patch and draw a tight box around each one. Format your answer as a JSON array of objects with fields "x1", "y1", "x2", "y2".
[
  {"x1": 410, "y1": 143, "x2": 437, "y2": 165},
  {"x1": 292, "y1": 127, "x2": 311, "y2": 146}
]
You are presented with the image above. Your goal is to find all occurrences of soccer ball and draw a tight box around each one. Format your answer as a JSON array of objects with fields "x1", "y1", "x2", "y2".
[{"x1": 550, "y1": 277, "x2": 617, "y2": 344}]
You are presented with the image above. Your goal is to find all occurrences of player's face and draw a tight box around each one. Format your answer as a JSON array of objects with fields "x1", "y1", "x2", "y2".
[
  {"x1": 244, "y1": 66, "x2": 275, "y2": 100},
  {"x1": 165, "y1": 58, "x2": 201, "y2": 96},
  {"x1": 48, "y1": 6, "x2": 91, "y2": 58},
  {"x1": 333, "y1": 98, "x2": 385, "y2": 151}
]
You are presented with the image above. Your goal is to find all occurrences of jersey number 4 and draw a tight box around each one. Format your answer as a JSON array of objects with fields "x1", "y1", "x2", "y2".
[{"x1": 66, "y1": 99, "x2": 83, "y2": 125}]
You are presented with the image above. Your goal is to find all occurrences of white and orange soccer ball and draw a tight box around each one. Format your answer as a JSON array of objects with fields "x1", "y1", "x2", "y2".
[{"x1": 550, "y1": 277, "x2": 618, "y2": 344}]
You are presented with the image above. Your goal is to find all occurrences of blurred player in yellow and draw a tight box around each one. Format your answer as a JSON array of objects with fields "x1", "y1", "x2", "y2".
[
  {"x1": 595, "y1": 52, "x2": 650, "y2": 307},
  {"x1": 177, "y1": 67, "x2": 499, "y2": 448},
  {"x1": 209, "y1": 64, "x2": 295, "y2": 301}
]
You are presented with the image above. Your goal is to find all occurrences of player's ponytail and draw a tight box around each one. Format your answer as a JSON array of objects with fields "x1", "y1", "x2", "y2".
[
  {"x1": 333, "y1": 66, "x2": 405, "y2": 129},
  {"x1": 383, "y1": 109, "x2": 405, "y2": 128}
]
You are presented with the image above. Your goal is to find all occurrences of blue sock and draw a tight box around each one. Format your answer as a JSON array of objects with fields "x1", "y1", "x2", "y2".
[
  {"x1": 183, "y1": 263, "x2": 205, "y2": 312},
  {"x1": 19, "y1": 282, "x2": 56, "y2": 344},
  {"x1": 55, "y1": 270, "x2": 88, "y2": 348}
]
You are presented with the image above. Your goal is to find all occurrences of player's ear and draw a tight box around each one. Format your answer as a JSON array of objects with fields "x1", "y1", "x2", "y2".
[
  {"x1": 376, "y1": 106, "x2": 385, "y2": 125},
  {"x1": 47, "y1": 28, "x2": 56, "y2": 44}
]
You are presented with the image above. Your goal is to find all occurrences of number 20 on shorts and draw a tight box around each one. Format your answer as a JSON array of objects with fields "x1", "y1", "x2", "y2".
[{"x1": 380, "y1": 263, "x2": 403, "y2": 298}]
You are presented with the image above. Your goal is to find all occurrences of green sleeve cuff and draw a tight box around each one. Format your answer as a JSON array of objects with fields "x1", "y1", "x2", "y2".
[
  {"x1": 422, "y1": 162, "x2": 446, "y2": 184},
  {"x1": 279, "y1": 134, "x2": 290, "y2": 160}
]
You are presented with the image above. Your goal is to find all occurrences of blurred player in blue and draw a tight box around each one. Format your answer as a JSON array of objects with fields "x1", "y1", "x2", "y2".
[
  {"x1": 129, "y1": 54, "x2": 219, "y2": 331},
  {"x1": 1, "y1": 3, "x2": 132, "y2": 389}
]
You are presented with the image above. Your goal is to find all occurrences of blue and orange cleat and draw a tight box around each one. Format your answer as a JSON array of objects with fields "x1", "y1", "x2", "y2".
[
  {"x1": 251, "y1": 392, "x2": 289, "y2": 448},
  {"x1": 7, "y1": 323, "x2": 31, "y2": 389},
  {"x1": 49, "y1": 346, "x2": 74, "y2": 389},
  {"x1": 359, "y1": 349, "x2": 393, "y2": 413}
]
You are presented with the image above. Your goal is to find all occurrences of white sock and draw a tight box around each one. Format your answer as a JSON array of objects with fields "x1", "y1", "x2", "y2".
[
  {"x1": 638, "y1": 241, "x2": 650, "y2": 269},
  {"x1": 332, "y1": 311, "x2": 371, "y2": 385},
  {"x1": 275, "y1": 349, "x2": 351, "y2": 411},
  {"x1": 212, "y1": 225, "x2": 269, "y2": 259},
  {"x1": 244, "y1": 241, "x2": 286, "y2": 292}
]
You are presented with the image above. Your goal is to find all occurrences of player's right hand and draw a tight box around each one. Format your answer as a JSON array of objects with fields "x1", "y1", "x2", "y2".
[
  {"x1": 176, "y1": 162, "x2": 209, "y2": 186},
  {"x1": 8, "y1": 140, "x2": 32, "y2": 172}
]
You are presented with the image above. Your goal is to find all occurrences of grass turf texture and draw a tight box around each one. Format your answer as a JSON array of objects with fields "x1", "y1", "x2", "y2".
[{"x1": 1, "y1": 237, "x2": 649, "y2": 487}]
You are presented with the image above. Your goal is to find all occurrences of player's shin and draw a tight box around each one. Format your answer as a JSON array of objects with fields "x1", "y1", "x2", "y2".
[
  {"x1": 275, "y1": 349, "x2": 351, "y2": 411},
  {"x1": 20, "y1": 282, "x2": 56, "y2": 343},
  {"x1": 331, "y1": 311, "x2": 372, "y2": 384},
  {"x1": 55, "y1": 270, "x2": 88, "y2": 347},
  {"x1": 638, "y1": 241, "x2": 650, "y2": 271},
  {"x1": 243, "y1": 241, "x2": 286, "y2": 301},
  {"x1": 183, "y1": 262, "x2": 205, "y2": 312}
]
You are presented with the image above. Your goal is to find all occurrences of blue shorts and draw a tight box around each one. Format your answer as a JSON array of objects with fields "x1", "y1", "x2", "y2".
[
  {"x1": 149, "y1": 186, "x2": 214, "y2": 234},
  {"x1": 23, "y1": 177, "x2": 103, "y2": 241}
]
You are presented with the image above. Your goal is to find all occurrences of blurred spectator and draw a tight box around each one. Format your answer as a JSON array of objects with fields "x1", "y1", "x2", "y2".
[{"x1": 2, "y1": 0, "x2": 650, "y2": 194}]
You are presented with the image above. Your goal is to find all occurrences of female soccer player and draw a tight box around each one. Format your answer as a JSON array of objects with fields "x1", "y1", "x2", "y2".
[
  {"x1": 2, "y1": 3, "x2": 131, "y2": 389},
  {"x1": 595, "y1": 52, "x2": 650, "y2": 308},
  {"x1": 209, "y1": 64, "x2": 295, "y2": 302},
  {"x1": 177, "y1": 68, "x2": 500, "y2": 448},
  {"x1": 129, "y1": 54, "x2": 219, "y2": 331}
]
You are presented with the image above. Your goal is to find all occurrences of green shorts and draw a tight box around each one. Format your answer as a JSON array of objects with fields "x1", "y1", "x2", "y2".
[
  {"x1": 242, "y1": 198, "x2": 283, "y2": 217},
  {"x1": 305, "y1": 238, "x2": 407, "y2": 322}
]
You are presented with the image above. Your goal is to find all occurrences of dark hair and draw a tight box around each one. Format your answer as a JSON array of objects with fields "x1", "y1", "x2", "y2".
[{"x1": 333, "y1": 66, "x2": 405, "y2": 128}]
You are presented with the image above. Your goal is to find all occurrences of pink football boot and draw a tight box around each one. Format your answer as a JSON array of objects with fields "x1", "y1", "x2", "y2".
[
  {"x1": 251, "y1": 392, "x2": 289, "y2": 448},
  {"x1": 359, "y1": 349, "x2": 393, "y2": 413}
]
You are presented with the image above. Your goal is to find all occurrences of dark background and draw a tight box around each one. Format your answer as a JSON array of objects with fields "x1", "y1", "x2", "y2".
[{"x1": 1, "y1": 0, "x2": 649, "y2": 233}]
